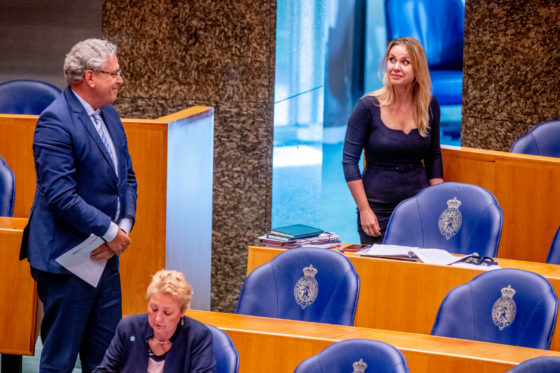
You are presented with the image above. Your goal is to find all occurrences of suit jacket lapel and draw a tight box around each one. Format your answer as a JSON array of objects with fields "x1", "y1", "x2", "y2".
[{"x1": 64, "y1": 88, "x2": 117, "y2": 175}]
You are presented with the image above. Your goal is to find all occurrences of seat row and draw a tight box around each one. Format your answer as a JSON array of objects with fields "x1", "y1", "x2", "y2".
[
  {"x1": 209, "y1": 246, "x2": 560, "y2": 371},
  {"x1": 383, "y1": 181, "x2": 560, "y2": 262}
]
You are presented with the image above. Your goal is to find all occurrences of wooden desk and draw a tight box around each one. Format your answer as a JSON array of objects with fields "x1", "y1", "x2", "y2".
[
  {"x1": 442, "y1": 146, "x2": 560, "y2": 262},
  {"x1": 247, "y1": 246, "x2": 560, "y2": 351},
  {"x1": 0, "y1": 107, "x2": 214, "y2": 314},
  {"x1": 187, "y1": 310, "x2": 560, "y2": 373},
  {"x1": 0, "y1": 217, "x2": 36, "y2": 355}
]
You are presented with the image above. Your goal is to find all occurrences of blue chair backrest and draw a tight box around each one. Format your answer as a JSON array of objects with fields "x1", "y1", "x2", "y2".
[
  {"x1": 546, "y1": 226, "x2": 560, "y2": 264},
  {"x1": 205, "y1": 324, "x2": 239, "y2": 373},
  {"x1": 510, "y1": 120, "x2": 560, "y2": 157},
  {"x1": 235, "y1": 247, "x2": 360, "y2": 326},
  {"x1": 0, "y1": 79, "x2": 61, "y2": 115},
  {"x1": 385, "y1": 0, "x2": 465, "y2": 69},
  {"x1": 432, "y1": 268, "x2": 558, "y2": 349},
  {"x1": 507, "y1": 356, "x2": 560, "y2": 372},
  {"x1": 294, "y1": 339, "x2": 409, "y2": 373},
  {"x1": 0, "y1": 156, "x2": 15, "y2": 217},
  {"x1": 383, "y1": 182, "x2": 503, "y2": 256}
]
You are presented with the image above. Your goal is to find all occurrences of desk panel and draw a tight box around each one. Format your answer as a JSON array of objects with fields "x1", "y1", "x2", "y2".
[
  {"x1": 248, "y1": 246, "x2": 560, "y2": 351},
  {"x1": 442, "y1": 146, "x2": 560, "y2": 262},
  {"x1": 0, "y1": 107, "x2": 213, "y2": 315},
  {"x1": 187, "y1": 310, "x2": 560, "y2": 373},
  {"x1": 0, "y1": 217, "x2": 36, "y2": 355}
]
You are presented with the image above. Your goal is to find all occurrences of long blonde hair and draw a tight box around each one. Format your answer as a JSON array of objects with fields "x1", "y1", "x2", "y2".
[{"x1": 368, "y1": 37, "x2": 432, "y2": 137}]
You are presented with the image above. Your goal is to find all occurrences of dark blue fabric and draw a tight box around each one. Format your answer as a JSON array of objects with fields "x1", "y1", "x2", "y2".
[
  {"x1": 235, "y1": 248, "x2": 360, "y2": 326},
  {"x1": 21, "y1": 85, "x2": 138, "y2": 372},
  {"x1": 0, "y1": 155, "x2": 15, "y2": 217},
  {"x1": 384, "y1": 182, "x2": 502, "y2": 256},
  {"x1": 343, "y1": 95, "x2": 442, "y2": 243},
  {"x1": 431, "y1": 268, "x2": 558, "y2": 350},
  {"x1": 385, "y1": 0, "x2": 464, "y2": 105},
  {"x1": 546, "y1": 226, "x2": 560, "y2": 264},
  {"x1": 205, "y1": 324, "x2": 239, "y2": 373},
  {"x1": 507, "y1": 356, "x2": 560, "y2": 372},
  {"x1": 294, "y1": 339, "x2": 409, "y2": 373},
  {"x1": 21, "y1": 86, "x2": 138, "y2": 273},
  {"x1": 510, "y1": 120, "x2": 560, "y2": 157},
  {"x1": 0, "y1": 79, "x2": 61, "y2": 115},
  {"x1": 94, "y1": 314, "x2": 217, "y2": 373},
  {"x1": 32, "y1": 263, "x2": 122, "y2": 373}
]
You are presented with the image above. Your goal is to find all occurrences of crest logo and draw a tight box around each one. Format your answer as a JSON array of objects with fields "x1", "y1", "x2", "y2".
[
  {"x1": 438, "y1": 197, "x2": 463, "y2": 240},
  {"x1": 492, "y1": 284, "x2": 517, "y2": 331},
  {"x1": 294, "y1": 264, "x2": 319, "y2": 309},
  {"x1": 352, "y1": 358, "x2": 368, "y2": 373}
]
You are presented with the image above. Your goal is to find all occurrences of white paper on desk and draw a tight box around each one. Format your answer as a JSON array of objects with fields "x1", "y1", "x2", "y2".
[
  {"x1": 451, "y1": 262, "x2": 502, "y2": 271},
  {"x1": 360, "y1": 244, "x2": 461, "y2": 265},
  {"x1": 55, "y1": 234, "x2": 107, "y2": 287}
]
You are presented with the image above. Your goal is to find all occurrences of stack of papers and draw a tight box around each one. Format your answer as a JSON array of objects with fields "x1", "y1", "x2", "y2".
[
  {"x1": 258, "y1": 231, "x2": 341, "y2": 250},
  {"x1": 359, "y1": 244, "x2": 500, "y2": 270}
]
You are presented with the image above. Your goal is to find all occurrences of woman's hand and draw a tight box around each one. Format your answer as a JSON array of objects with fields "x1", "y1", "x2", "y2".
[{"x1": 360, "y1": 206, "x2": 381, "y2": 237}]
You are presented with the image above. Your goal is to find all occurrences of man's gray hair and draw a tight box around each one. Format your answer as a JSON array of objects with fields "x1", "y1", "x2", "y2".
[{"x1": 63, "y1": 39, "x2": 117, "y2": 85}]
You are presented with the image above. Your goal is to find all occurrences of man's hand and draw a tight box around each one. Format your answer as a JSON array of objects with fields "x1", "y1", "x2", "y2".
[
  {"x1": 90, "y1": 243, "x2": 116, "y2": 261},
  {"x1": 107, "y1": 229, "x2": 131, "y2": 255}
]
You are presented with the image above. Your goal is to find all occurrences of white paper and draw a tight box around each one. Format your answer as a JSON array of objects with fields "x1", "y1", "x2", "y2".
[
  {"x1": 413, "y1": 248, "x2": 462, "y2": 265},
  {"x1": 450, "y1": 262, "x2": 501, "y2": 271},
  {"x1": 360, "y1": 244, "x2": 501, "y2": 269},
  {"x1": 56, "y1": 234, "x2": 107, "y2": 287}
]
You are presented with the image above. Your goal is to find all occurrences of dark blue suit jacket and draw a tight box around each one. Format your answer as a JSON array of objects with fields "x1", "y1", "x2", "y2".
[
  {"x1": 93, "y1": 314, "x2": 217, "y2": 372},
  {"x1": 22, "y1": 86, "x2": 137, "y2": 273}
]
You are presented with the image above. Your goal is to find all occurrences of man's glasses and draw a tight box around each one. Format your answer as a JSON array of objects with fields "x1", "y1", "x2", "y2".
[
  {"x1": 95, "y1": 69, "x2": 121, "y2": 78},
  {"x1": 449, "y1": 253, "x2": 498, "y2": 267}
]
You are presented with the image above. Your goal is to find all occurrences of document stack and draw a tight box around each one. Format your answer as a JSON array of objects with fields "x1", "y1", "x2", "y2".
[{"x1": 258, "y1": 224, "x2": 341, "y2": 249}]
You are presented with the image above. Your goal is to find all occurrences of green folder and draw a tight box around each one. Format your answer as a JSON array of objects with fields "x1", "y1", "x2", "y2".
[{"x1": 269, "y1": 224, "x2": 324, "y2": 239}]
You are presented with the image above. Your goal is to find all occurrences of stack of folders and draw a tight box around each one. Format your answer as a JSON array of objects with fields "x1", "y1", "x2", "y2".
[{"x1": 259, "y1": 224, "x2": 341, "y2": 249}]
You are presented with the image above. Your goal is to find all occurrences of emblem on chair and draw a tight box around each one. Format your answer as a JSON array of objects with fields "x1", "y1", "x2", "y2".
[
  {"x1": 438, "y1": 197, "x2": 463, "y2": 240},
  {"x1": 294, "y1": 264, "x2": 319, "y2": 309},
  {"x1": 352, "y1": 358, "x2": 367, "y2": 373},
  {"x1": 492, "y1": 284, "x2": 517, "y2": 331}
]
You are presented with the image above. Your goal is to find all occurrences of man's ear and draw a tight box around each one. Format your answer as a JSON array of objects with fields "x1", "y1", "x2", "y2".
[{"x1": 85, "y1": 70, "x2": 95, "y2": 87}]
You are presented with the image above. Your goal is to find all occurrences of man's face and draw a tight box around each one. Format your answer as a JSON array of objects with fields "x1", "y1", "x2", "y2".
[{"x1": 92, "y1": 55, "x2": 123, "y2": 106}]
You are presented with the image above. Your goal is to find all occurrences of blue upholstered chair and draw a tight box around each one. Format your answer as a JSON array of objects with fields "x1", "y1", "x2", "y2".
[
  {"x1": 0, "y1": 156, "x2": 15, "y2": 217},
  {"x1": 545, "y1": 226, "x2": 560, "y2": 264},
  {"x1": 293, "y1": 339, "x2": 409, "y2": 373},
  {"x1": 507, "y1": 356, "x2": 560, "y2": 372},
  {"x1": 383, "y1": 182, "x2": 503, "y2": 257},
  {"x1": 0, "y1": 79, "x2": 61, "y2": 115},
  {"x1": 205, "y1": 324, "x2": 239, "y2": 373},
  {"x1": 432, "y1": 268, "x2": 558, "y2": 349},
  {"x1": 385, "y1": 0, "x2": 465, "y2": 105},
  {"x1": 235, "y1": 247, "x2": 360, "y2": 326},
  {"x1": 510, "y1": 120, "x2": 560, "y2": 157}
]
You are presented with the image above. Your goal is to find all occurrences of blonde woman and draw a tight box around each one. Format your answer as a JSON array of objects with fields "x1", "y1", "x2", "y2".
[
  {"x1": 343, "y1": 37, "x2": 444, "y2": 244},
  {"x1": 94, "y1": 270, "x2": 216, "y2": 372}
]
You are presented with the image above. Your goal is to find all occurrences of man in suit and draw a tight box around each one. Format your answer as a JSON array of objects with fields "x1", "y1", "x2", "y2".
[{"x1": 20, "y1": 39, "x2": 137, "y2": 372}]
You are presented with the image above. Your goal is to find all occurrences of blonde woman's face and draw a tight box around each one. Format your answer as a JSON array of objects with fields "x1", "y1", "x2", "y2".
[
  {"x1": 148, "y1": 291, "x2": 183, "y2": 340},
  {"x1": 387, "y1": 44, "x2": 415, "y2": 88}
]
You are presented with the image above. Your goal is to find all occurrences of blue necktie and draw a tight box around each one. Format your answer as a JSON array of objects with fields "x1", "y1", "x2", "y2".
[
  {"x1": 92, "y1": 111, "x2": 120, "y2": 219},
  {"x1": 91, "y1": 111, "x2": 118, "y2": 173}
]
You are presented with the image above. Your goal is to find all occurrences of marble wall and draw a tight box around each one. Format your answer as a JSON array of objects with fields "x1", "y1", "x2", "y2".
[
  {"x1": 462, "y1": 0, "x2": 560, "y2": 150},
  {"x1": 103, "y1": 0, "x2": 276, "y2": 312}
]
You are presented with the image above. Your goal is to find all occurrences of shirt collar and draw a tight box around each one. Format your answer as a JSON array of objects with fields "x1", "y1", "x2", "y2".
[{"x1": 71, "y1": 88, "x2": 97, "y2": 117}]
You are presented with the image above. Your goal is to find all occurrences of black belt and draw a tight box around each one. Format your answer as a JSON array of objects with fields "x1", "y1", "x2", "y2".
[{"x1": 367, "y1": 162, "x2": 423, "y2": 172}]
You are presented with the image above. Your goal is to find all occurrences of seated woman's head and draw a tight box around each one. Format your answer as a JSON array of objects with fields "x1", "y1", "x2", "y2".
[{"x1": 146, "y1": 269, "x2": 193, "y2": 340}]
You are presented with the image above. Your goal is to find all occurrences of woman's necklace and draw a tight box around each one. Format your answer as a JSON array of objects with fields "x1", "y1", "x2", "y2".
[{"x1": 152, "y1": 337, "x2": 170, "y2": 344}]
